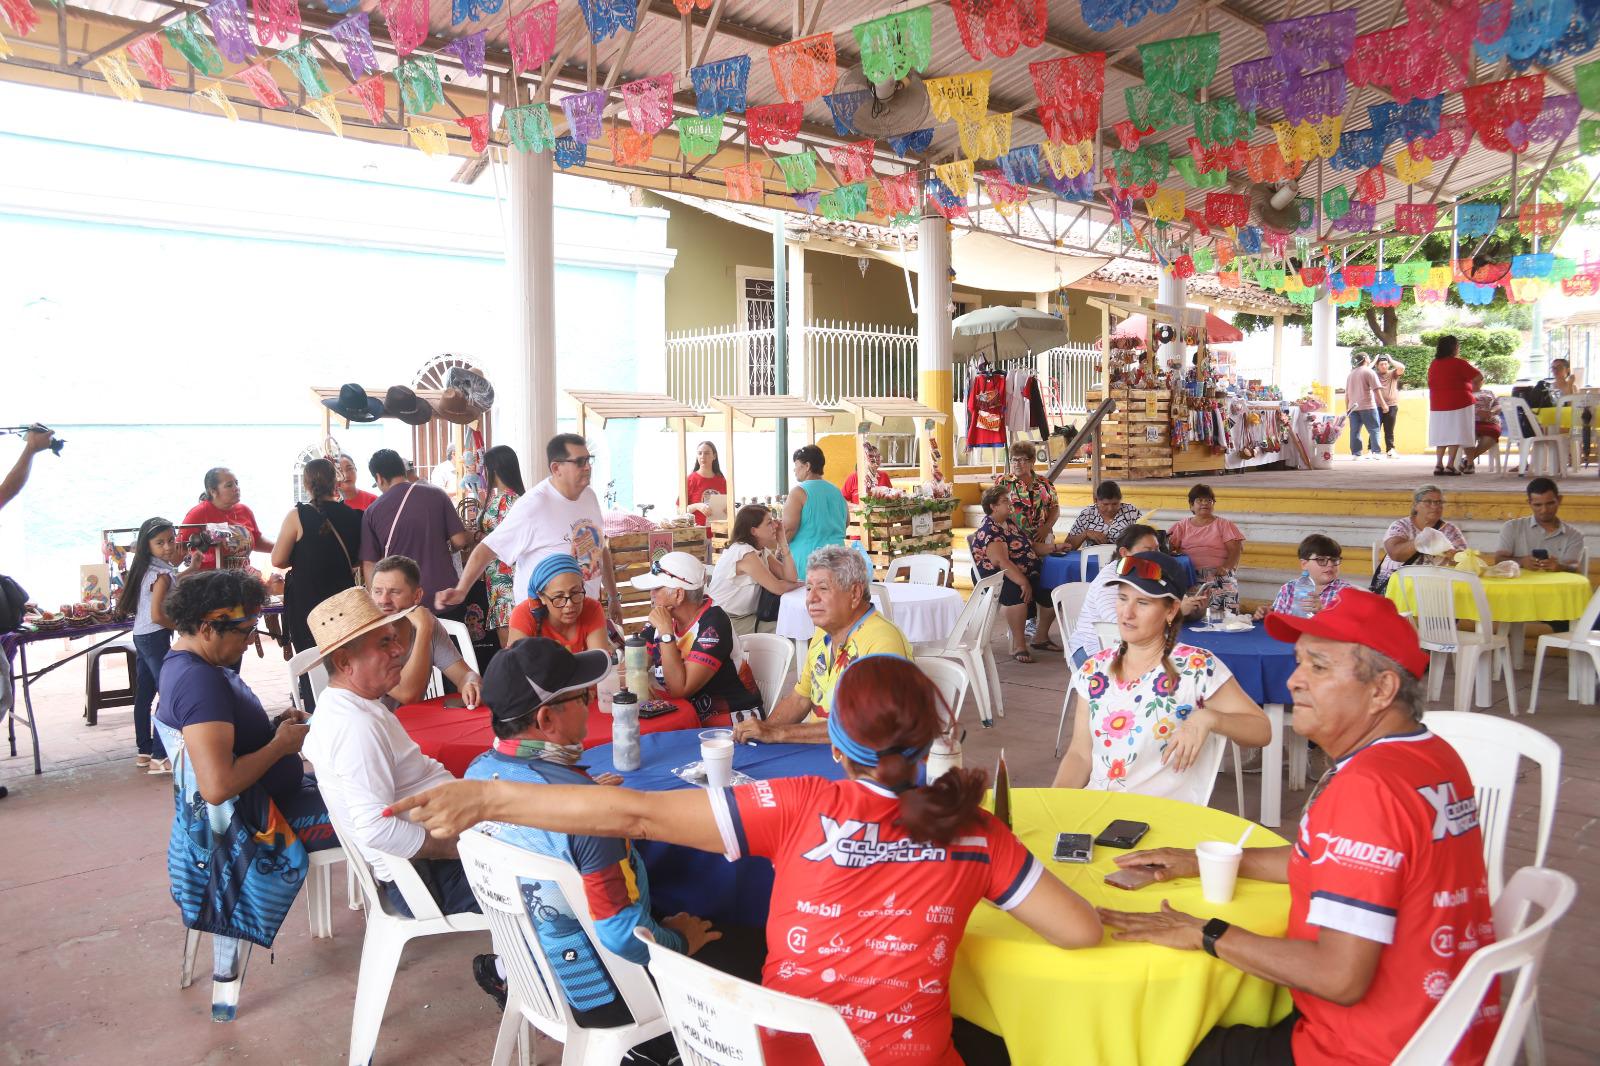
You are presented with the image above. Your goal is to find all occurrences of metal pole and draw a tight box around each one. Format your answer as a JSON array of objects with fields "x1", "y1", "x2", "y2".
[{"x1": 773, "y1": 210, "x2": 789, "y2": 493}]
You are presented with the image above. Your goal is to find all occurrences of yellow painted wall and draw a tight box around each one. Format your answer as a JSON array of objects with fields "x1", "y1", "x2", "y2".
[{"x1": 1334, "y1": 389, "x2": 1434, "y2": 455}]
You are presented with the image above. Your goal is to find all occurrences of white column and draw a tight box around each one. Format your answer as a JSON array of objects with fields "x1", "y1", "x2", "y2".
[
  {"x1": 1158, "y1": 269, "x2": 1186, "y2": 369},
  {"x1": 917, "y1": 216, "x2": 954, "y2": 482},
  {"x1": 504, "y1": 147, "x2": 557, "y2": 469},
  {"x1": 1311, "y1": 290, "x2": 1337, "y2": 393},
  {"x1": 787, "y1": 240, "x2": 807, "y2": 397}
]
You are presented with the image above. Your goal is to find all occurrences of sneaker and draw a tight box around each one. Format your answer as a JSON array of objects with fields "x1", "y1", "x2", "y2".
[
  {"x1": 1386, "y1": 449, "x2": 1398, "y2": 458},
  {"x1": 135, "y1": 754, "x2": 152, "y2": 768},
  {"x1": 147, "y1": 758, "x2": 172, "y2": 775},
  {"x1": 473, "y1": 953, "x2": 507, "y2": 1010}
]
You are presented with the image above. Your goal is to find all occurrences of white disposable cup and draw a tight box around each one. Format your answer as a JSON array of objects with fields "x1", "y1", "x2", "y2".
[
  {"x1": 700, "y1": 736, "x2": 735, "y2": 789},
  {"x1": 1196, "y1": 841, "x2": 1244, "y2": 903}
]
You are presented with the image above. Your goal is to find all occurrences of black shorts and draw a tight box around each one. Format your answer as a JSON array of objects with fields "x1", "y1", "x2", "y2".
[{"x1": 985, "y1": 568, "x2": 1044, "y2": 607}]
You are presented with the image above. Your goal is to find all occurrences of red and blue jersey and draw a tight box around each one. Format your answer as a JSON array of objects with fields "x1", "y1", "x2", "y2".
[
  {"x1": 710, "y1": 776, "x2": 1041, "y2": 1065},
  {"x1": 1288, "y1": 729, "x2": 1499, "y2": 1066}
]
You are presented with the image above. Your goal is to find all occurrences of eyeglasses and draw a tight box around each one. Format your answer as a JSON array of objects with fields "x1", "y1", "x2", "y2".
[
  {"x1": 542, "y1": 591, "x2": 582, "y2": 606},
  {"x1": 555, "y1": 454, "x2": 597, "y2": 468},
  {"x1": 1305, "y1": 555, "x2": 1342, "y2": 566},
  {"x1": 1116, "y1": 556, "x2": 1167, "y2": 583}
]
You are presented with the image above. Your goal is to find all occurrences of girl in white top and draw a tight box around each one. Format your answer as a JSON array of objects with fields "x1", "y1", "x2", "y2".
[
  {"x1": 1054, "y1": 552, "x2": 1270, "y2": 806},
  {"x1": 707, "y1": 503, "x2": 801, "y2": 634}
]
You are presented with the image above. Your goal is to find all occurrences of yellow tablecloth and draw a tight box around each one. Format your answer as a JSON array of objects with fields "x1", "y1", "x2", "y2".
[
  {"x1": 951, "y1": 789, "x2": 1292, "y2": 1066},
  {"x1": 1535, "y1": 408, "x2": 1574, "y2": 430},
  {"x1": 1385, "y1": 569, "x2": 1593, "y2": 623}
]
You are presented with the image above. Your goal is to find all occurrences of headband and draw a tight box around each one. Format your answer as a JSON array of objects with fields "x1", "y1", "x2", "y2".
[
  {"x1": 825, "y1": 654, "x2": 931, "y2": 786},
  {"x1": 527, "y1": 554, "x2": 584, "y2": 600}
]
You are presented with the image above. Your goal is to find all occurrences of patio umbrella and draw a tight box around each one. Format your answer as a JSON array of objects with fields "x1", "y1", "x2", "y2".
[
  {"x1": 1111, "y1": 312, "x2": 1244, "y2": 345},
  {"x1": 952, "y1": 306, "x2": 1069, "y2": 361}
]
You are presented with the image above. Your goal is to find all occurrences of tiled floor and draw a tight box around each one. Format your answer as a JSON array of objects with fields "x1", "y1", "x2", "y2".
[{"x1": 2, "y1": 631, "x2": 1595, "y2": 1063}]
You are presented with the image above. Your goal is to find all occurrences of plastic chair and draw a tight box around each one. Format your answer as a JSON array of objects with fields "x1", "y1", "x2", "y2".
[
  {"x1": 1529, "y1": 584, "x2": 1600, "y2": 713},
  {"x1": 1392, "y1": 866, "x2": 1577, "y2": 1066},
  {"x1": 458, "y1": 831, "x2": 669, "y2": 1066},
  {"x1": 83, "y1": 634, "x2": 137, "y2": 726},
  {"x1": 1080, "y1": 543, "x2": 1116, "y2": 582},
  {"x1": 916, "y1": 656, "x2": 970, "y2": 780},
  {"x1": 912, "y1": 572, "x2": 1006, "y2": 726},
  {"x1": 869, "y1": 582, "x2": 895, "y2": 625},
  {"x1": 1497, "y1": 397, "x2": 1569, "y2": 478},
  {"x1": 886, "y1": 553, "x2": 952, "y2": 587},
  {"x1": 740, "y1": 632, "x2": 794, "y2": 718},
  {"x1": 1390, "y1": 567, "x2": 1518, "y2": 715},
  {"x1": 1424, "y1": 711, "x2": 1561, "y2": 901},
  {"x1": 288, "y1": 646, "x2": 330, "y2": 711},
  {"x1": 636, "y1": 928, "x2": 869, "y2": 1066},
  {"x1": 322, "y1": 803, "x2": 490, "y2": 1066},
  {"x1": 1051, "y1": 583, "x2": 1092, "y2": 758},
  {"x1": 439, "y1": 617, "x2": 481, "y2": 676},
  {"x1": 1552, "y1": 393, "x2": 1596, "y2": 467}
]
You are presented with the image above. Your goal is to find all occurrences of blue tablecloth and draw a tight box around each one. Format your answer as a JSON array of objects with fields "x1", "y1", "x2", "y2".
[
  {"x1": 585, "y1": 731, "x2": 842, "y2": 927},
  {"x1": 1040, "y1": 551, "x2": 1198, "y2": 590},
  {"x1": 1181, "y1": 623, "x2": 1296, "y2": 707}
]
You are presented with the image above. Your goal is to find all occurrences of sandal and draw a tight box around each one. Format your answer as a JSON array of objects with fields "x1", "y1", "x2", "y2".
[
  {"x1": 1438, "y1": 467, "x2": 1460, "y2": 476},
  {"x1": 1011, "y1": 650, "x2": 1036, "y2": 664},
  {"x1": 1030, "y1": 639, "x2": 1063, "y2": 652}
]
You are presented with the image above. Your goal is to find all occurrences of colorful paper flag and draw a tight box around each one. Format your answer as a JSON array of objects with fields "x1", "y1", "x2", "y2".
[
  {"x1": 396, "y1": 55, "x2": 441, "y2": 114},
  {"x1": 195, "y1": 82, "x2": 240, "y2": 120},
  {"x1": 775, "y1": 149, "x2": 818, "y2": 192},
  {"x1": 381, "y1": 0, "x2": 429, "y2": 57},
  {"x1": 94, "y1": 53, "x2": 144, "y2": 102},
  {"x1": 854, "y1": 7, "x2": 933, "y2": 82},
  {"x1": 407, "y1": 122, "x2": 451, "y2": 157},
  {"x1": 562, "y1": 89, "x2": 606, "y2": 144},
  {"x1": 955, "y1": 111, "x2": 1012, "y2": 160},
  {"x1": 127, "y1": 35, "x2": 175, "y2": 90},
  {"x1": 823, "y1": 90, "x2": 870, "y2": 136},
  {"x1": 554, "y1": 134, "x2": 586, "y2": 169},
  {"x1": 251, "y1": 0, "x2": 301, "y2": 47},
  {"x1": 723, "y1": 160, "x2": 765, "y2": 203},
  {"x1": 746, "y1": 102, "x2": 803, "y2": 147},
  {"x1": 303, "y1": 97, "x2": 344, "y2": 137},
  {"x1": 577, "y1": 0, "x2": 636, "y2": 44},
  {"x1": 887, "y1": 128, "x2": 935, "y2": 157},
  {"x1": 769, "y1": 33, "x2": 837, "y2": 103},
  {"x1": 457, "y1": 113, "x2": 492, "y2": 153},
  {"x1": 0, "y1": 0, "x2": 36, "y2": 37},
  {"x1": 690, "y1": 55, "x2": 749, "y2": 115},
  {"x1": 507, "y1": 103, "x2": 556, "y2": 152},
  {"x1": 446, "y1": 30, "x2": 487, "y2": 77},
  {"x1": 509, "y1": 1, "x2": 558, "y2": 74},
  {"x1": 819, "y1": 182, "x2": 869, "y2": 221},
  {"x1": 349, "y1": 75, "x2": 386, "y2": 124},
  {"x1": 452, "y1": 0, "x2": 503, "y2": 24},
  {"x1": 205, "y1": 0, "x2": 256, "y2": 63},
  {"x1": 950, "y1": 0, "x2": 1047, "y2": 61},
  {"x1": 674, "y1": 113, "x2": 723, "y2": 158},
  {"x1": 165, "y1": 13, "x2": 225, "y2": 77},
  {"x1": 621, "y1": 73, "x2": 675, "y2": 136},
  {"x1": 934, "y1": 159, "x2": 975, "y2": 198},
  {"x1": 278, "y1": 40, "x2": 329, "y2": 99},
  {"x1": 333, "y1": 13, "x2": 381, "y2": 80},
  {"x1": 925, "y1": 70, "x2": 991, "y2": 123},
  {"x1": 609, "y1": 125, "x2": 654, "y2": 166},
  {"x1": 238, "y1": 63, "x2": 288, "y2": 108}
]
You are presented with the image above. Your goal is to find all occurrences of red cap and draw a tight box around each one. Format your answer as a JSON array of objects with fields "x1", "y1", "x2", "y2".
[{"x1": 1264, "y1": 587, "x2": 1429, "y2": 679}]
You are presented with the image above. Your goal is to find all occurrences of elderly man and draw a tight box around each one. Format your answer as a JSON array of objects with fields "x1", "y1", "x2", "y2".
[
  {"x1": 1495, "y1": 476, "x2": 1585, "y2": 575},
  {"x1": 1099, "y1": 589, "x2": 1499, "y2": 1066},
  {"x1": 440, "y1": 433, "x2": 621, "y2": 626},
  {"x1": 733, "y1": 544, "x2": 912, "y2": 745},
  {"x1": 369, "y1": 554, "x2": 481, "y2": 709},
  {"x1": 358, "y1": 448, "x2": 471, "y2": 607},
  {"x1": 301, "y1": 587, "x2": 479, "y2": 918},
  {"x1": 463, "y1": 638, "x2": 742, "y2": 1025},
  {"x1": 633, "y1": 551, "x2": 763, "y2": 723},
  {"x1": 1064, "y1": 480, "x2": 1141, "y2": 550}
]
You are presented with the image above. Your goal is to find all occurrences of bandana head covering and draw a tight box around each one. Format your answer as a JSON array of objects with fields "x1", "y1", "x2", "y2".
[{"x1": 527, "y1": 553, "x2": 585, "y2": 600}]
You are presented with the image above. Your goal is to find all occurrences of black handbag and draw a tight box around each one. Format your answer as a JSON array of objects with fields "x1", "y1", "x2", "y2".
[
  {"x1": 0, "y1": 574, "x2": 28, "y2": 633},
  {"x1": 755, "y1": 586, "x2": 782, "y2": 623}
]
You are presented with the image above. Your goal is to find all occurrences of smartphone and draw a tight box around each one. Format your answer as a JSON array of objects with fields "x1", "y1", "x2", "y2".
[
  {"x1": 1532, "y1": 549, "x2": 1549, "y2": 560},
  {"x1": 1104, "y1": 866, "x2": 1160, "y2": 891},
  {"x1": 442, "y1": 695, "x2": 468, "y2": 710},
  {"x1": 1052, "y1": 833, "x2": 1093, "y2": 864},
  {"x1": 1094, "y1": 819, "x2": 1151, "y2": 849}
]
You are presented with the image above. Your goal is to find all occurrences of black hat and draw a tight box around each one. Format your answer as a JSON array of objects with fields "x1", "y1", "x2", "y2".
[
  {"x1": 323, "y1": 383, "x2": 383, "y2": 423},
  {"x1": 482, "y1": 638, "x2": 611, "y2": 724},
  {"x1": 1103, "y1": 551, "x2": 1192, "y2": 600},
  {"x1": 383, "y1": 385, "x2": 434, "y2": 426}
]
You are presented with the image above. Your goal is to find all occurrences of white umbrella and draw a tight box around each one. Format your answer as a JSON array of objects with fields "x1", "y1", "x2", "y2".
[{"x1": 952, "y1": 306, "x2": 1068, "y2": 361}]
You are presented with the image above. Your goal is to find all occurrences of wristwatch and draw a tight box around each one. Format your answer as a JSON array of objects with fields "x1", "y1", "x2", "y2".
[{"x1": 1201, "y1": 917, "x2": 1231, "y2": 957}]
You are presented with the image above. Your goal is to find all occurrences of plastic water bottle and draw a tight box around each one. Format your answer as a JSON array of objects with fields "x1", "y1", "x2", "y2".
[
  {"x1": 611, "y1": 691, "x2": 640, "y2": 771},
  {"x1": 1290, "y1": 569, "x2": 1319, "y2": 618},
  {"x1": 623, "y1": 635, "x2": 650, "y2": 700}
]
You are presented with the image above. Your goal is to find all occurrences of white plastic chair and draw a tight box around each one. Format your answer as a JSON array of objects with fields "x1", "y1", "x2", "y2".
[
  {"x1": 1498, "y1": 396, "x2": 1569, "y2": 478},
  {"x1": 1424, "y1": 711, "x2": 1561, "y2": 901},
  {"x1": 1390, "y1": 567, "x2": 1518, "y2": 715},
  {"x1": 740, "y1": 632, "x2": 794, "y2": 718},
  {"x1": 1093, "y1": 619, "x2": 1120, "y2": 648},
  {"x1": 1371, "y1": 537, "x2": 1386, "y2": 579},
  {"x1": 886, "y1": 553, "x2": 953, "y2": 587},
  {"x1": 1080, "y1": 543, "x2": 1116, "y2": 581},
  {"x1": 458, "y1": 831, "x2": 669, "y2": 1066},
  {"x1": 1050, "y1": 583, "x2": 1092, "y2": 758},
  {"x1": 1529, "y1": 584, "x2": 1600, "y2": 713},
  {"x1": 1552, "y1": 392, "x2": 1596, "y2": 467},
  {"x1": 913, "y1": 572, "x2": 1006, "y2": 726},
  {"x1": 915, "y1": 656, "x2": 969, "y2": 780},
  {"x1": 288, "y1": 646, "x2": 330, "y2": 712},
  {"x1": 869, "y1": 581, "x2": 895, "y2": 625},
  {"x1": 323, "y1": 803, "x2": 489, "y2": 1066},
  {"x1": 636, "y1": 929, "x2": 868, "y2": 1066},
  {"x1": 439, "y1": 617, "x2": 481, "y2": 676},
  {"x1": 1392, "y1": 866, "x2": 1577, "y2": 1066}
]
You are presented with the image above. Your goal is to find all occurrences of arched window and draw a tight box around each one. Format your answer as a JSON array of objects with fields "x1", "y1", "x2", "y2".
[{"x1": 411, "y1": 354, "x2": 494, "y2": 480}]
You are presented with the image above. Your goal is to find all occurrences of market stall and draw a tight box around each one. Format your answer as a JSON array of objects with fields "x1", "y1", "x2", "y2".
[
  {"x1": 310, "y1": 383, "x2": 490, "y2": 486},
  {"x1": 837, "y1": 396, "x2": 959, "y2": 575},
  {"x1": 708, "y1": 393, "x2": 834, "y2": 523},
  {"x1": 569, "y1": 388, "x2": 707, "y2": 519}
]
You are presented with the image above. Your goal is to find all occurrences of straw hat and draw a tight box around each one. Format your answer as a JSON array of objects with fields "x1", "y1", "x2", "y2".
[{"x1": 306, "y1": 587, "x2": 417, "y2": 667}]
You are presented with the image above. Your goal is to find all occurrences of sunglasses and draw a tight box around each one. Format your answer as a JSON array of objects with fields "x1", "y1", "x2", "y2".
[
  {"x1": 555, "y1": 455, "x2": 597, "y2": 468},
  {"x1": 208, "y1": 614, "x2": 262, "y2": 635},
  {"x1": 1305, "y1": 555, "x2": 1342, "y2": 566},
  {"x1": 1116, "y1": 556, "x2": 1167, "y2": 584},
  {"x1": 650, "y1": 558, "x2": 696, "y2": 586}
]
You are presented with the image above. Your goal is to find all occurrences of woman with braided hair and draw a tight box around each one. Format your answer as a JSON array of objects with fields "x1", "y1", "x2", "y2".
[{"x1": 1053, "y1": 552, "x2": 1269, "y2": 806}]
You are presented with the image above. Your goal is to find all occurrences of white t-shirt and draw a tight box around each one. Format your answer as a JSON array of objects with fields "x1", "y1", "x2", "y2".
[
  {"x1": 1069, "y1": 643, "x2": 1234, "y2": 807},
  {"x1": 482, "y1": 478, "x2": 607, "y2": 603},
  {"x1": 707, "y1": 541, "x2": 765, "y2": 617},
  {"x1": 1067, "y1": 564, "x2": 1120, "y2": 660},
  {"x1": 302, "y1": 686, "x2": 457, "y2": 881}
]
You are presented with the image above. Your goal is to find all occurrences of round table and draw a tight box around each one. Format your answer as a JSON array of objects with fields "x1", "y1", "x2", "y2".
[
  {"x1": 1040, "y1": 551, "x2": 1199, "y2": 591},
  {"x1": 774, "y1": 583, "x2": 963, "y2": 644},
  {"x1": 1181, "y1": 623, "x2": 1304, "y2": 828},
  {"x1": 1384, "y1": 569, "x2": 1593, "y2": 624},
  {"x1": 952, "y1": 788, "x2": 1292, "y2": 1066},
  {"x1": 585, "y1": 731, "x2": 841, "y2": 926}
]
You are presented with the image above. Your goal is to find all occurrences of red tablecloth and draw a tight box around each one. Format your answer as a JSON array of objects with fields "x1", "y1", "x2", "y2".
[{"x1": 393, "y1": 695, "x2": 706, "y2": 776}]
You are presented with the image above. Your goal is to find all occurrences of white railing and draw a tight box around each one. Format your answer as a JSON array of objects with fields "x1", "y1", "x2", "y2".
[{"x1": 665, "y1": 320, "x2": 918, "y2": 409}]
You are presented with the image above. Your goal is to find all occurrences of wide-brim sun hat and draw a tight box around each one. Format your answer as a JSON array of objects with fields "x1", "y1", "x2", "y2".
[
  {"x1": 445, "y1": 366, "x2": 496, "y2": 412},
  {"x1": 435, "y1": 388, "x2": 480, "y2": 425},
  {"x1": 306, "y1": 586, "x2": 418, "y2": 667},
  {"x1": 323, "y1": 383, "x2": 384, "y2": 423},
  {"x1": 383, "y1": 385, "x2": 434, "y2": 426}
]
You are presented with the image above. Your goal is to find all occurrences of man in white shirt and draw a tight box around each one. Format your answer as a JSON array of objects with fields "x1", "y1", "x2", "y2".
[
  {"x1": 301, "y1": 587, "x2": 479, "y2": 917},
  {"x1": 369, "y1": 554, "x2": 481, "y2": 710},
  {"x1": 439, "y1": 433, "x2": 621, "y2": 625}
]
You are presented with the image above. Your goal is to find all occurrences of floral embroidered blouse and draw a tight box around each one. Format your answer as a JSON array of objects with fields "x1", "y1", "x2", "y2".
[
  {"x1": 1070, "y1": 642, "x2": 1234, "y2": 806},
  {"x1": 970, "y1": 516, "x2": 1039, "y2": 579},
  {"x1": 480, "y1": 489, "x2": 519, "y2": 629},
  {"x1": 994, "y1": 472, "x2": 1054, "y2": 539}
]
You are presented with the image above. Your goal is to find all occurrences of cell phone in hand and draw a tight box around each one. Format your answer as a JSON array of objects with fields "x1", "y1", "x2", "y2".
[
  {"x1": 1104, "y1": 866, "x2": 1160, "y2": 891},
  {"x1": 1052, "y1": 833, "x2": 1093, "y2": 863},
  {"x1": 442, "y1": 695, "x2": 468, "y2": 709},
  {"x1": 1094, "y1": 819, "x2": 1151, "y2": 849},
  {"x1": 1532, "y1": 549, "x2": 1549, "y2": 560}
]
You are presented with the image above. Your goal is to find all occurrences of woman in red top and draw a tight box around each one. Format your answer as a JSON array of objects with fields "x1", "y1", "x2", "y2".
[
  {"x1": 181, "y1": 467, "x2": 273, "y2": 571},
  {"x1": 841, "y1": 440, "x2": 894, "y2": 503},
  {"x1": 1425, "y1": 335, "x2": 1482, "y2": 476},
  {"x1": 507, "y1": 554, "x2": 611, "y2": 656},
  {"x1": 335, "y1": 453, "x2": 378, "y2": 510},
  {"x1": 391, "y1": 656, "x2": 1102, "y2": 1066},
  {"x1": 681, "y1": 440, "x2": 727, "y2": 527}
]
